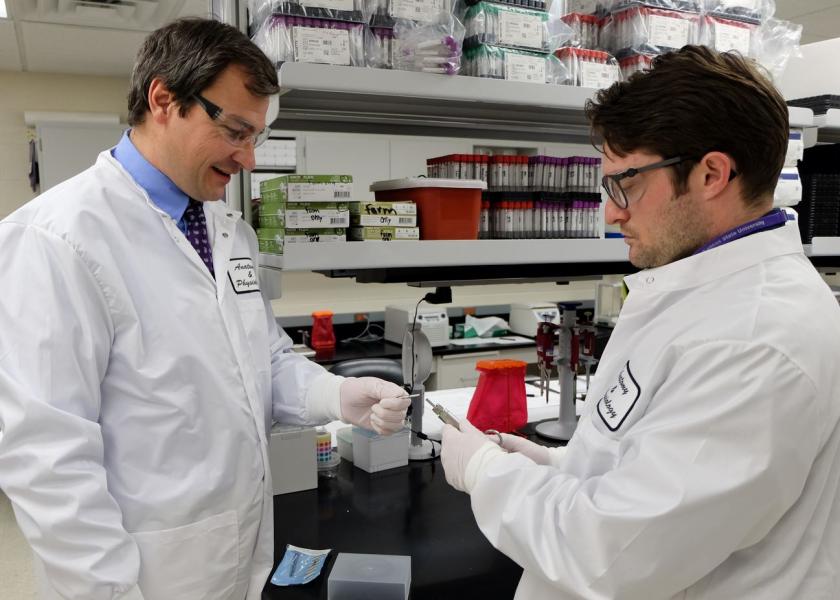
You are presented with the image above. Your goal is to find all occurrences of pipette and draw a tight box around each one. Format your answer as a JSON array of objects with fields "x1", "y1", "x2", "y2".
[{"x1": 424, "y1": 397, "x2": 461, "y2": 430}]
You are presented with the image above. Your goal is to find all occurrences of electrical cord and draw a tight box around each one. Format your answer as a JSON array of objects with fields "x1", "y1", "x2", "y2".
[
  {"x1": 339, "y1": 320, "x2": 384, "y2": 344},
  {"x1": 410, "y1": 297, "x2": 425, "y2": 393}
]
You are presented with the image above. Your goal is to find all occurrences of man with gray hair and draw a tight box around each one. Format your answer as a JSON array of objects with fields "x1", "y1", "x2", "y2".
[{"x1": 0, "y1": 18, "x2": 410, "y2": 600}]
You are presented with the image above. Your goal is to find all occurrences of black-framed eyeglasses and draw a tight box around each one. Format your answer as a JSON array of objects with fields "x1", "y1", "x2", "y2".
[
  {"x1": 602, "y1": 155, "x2": 738, "y2": 209},
  {"x1": 194, "y1": 94, "x2": 272, "y2": 149}
]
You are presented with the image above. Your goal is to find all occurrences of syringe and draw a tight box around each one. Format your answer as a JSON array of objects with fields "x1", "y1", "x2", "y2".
[{"x1": 424, "y1": 397, "x2": 461, "y2": 430}]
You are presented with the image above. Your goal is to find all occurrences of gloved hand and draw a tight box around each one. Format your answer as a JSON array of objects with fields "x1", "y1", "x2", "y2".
[
  {"x1": 339, "y1": 377, "x2": 410, "y2": 435},
  {"x1": 498, "y1": 433, "x2": 566, "y2": 467},
  {"x1": 441, "y1": 419, "x2": 503, "y2": 493}
]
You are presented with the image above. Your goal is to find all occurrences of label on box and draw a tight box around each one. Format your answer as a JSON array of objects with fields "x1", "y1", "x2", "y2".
[
  {"x1": 352, "y1": 201, "x2": 416, "y2": 215},
  {"x1": 500, "y1": 11, "x2": 544, "y2": 49},
  {"x1": 294, "y1": 27, "x2": 351, "y2": 66},
  {"x1": 350, "y1": 227, "x2": 420, "y2": 240},
  {"x1": 287, "y1": 182, "x2": 353, "y2": 202},
  {"x1": 286, "y1": 209, "x2": 350, "y2": 228},
  {"x1": 286, "y1": 233, "x2": 347, "y2": 243},
  {"x1": 390, "y1": 0, "x2": 445, "y2": 22},
  {"x1": 505, "y1": 53, "x2": 546, "y2": 83},
  {"x1": 580, "y1": 61, "x2": 621, "y2": 89},
  {"x1": 720, "y1": 0, "x2": 757, "y2": 8},
  {"x1": 352, "y1": 214, "x2": 418, "y2": 227},
  {"x1": 303, "y1": 0, "x2": 354, "y2": 10},
  {"x1": 714, "y1": 22, "x2": 751, "y2": 54},
  {"x1": 648, "y1": 14, "x2": 690, "y2": 49}
]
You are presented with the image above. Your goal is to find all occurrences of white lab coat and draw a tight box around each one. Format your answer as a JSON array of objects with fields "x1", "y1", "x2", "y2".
[
  {"x1": 0, "y1": 151, "x2": 342, "y2": 600},
  {"x1": 469, "y1": 211, "x2": 840, "y2": 599}
]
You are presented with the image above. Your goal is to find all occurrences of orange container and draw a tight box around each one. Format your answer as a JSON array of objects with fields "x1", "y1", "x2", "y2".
[{"x1": 370, "y1": 178, "x2": 487, "y2": 240}]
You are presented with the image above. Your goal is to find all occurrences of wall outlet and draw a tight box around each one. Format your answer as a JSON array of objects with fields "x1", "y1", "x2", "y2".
[
  {"x1": 463, "y1": 306, "x2": 477, "y2": 316},
  {"x1": 354, "y1": 312, "x2": 369, "y2": 322}
]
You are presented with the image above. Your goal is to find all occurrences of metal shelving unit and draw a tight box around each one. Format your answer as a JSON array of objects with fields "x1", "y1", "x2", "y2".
[
  {"x1": 259, "y1": 239, "x2": 633, "y2": 283},
  {"x1": 271, "y1": 62, "x2": 597, "y2": 143},
  {"x1": 253, "y1": 66, "x2": 840, "y2": 282}
]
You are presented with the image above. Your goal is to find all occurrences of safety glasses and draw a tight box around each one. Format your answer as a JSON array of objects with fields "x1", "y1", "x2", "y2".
[
  {"x1": 194, "y1": 93, "x2": 272, "y2": 149},
  {"x1": 602, "y1": 156, "x2": 738, "y2": 209}
]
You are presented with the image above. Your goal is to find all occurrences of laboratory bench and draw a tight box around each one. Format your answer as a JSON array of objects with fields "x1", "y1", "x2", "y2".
[
  {"x1": 308, "y1": 338, "x2": 538, "y2": 366},
  {"x1": 263, "y1": 421, "x2": 563, "y2": 600}
]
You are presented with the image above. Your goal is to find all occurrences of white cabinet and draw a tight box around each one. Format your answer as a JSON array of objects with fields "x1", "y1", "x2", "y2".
[
  {"x1": 427, "y1": 346, "x2": 537, "y2": 391},
  {"x1": 388, "y1": 138, "x2": 473, "y2": 179},
  {"x1": 300, "y1": 134, "x2": 390, "y2": 201}
]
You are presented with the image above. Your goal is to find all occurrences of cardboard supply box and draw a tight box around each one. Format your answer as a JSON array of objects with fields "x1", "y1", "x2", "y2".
[
  {"x1": 350, "y1": 226, "x2": 420, "y2": 241},
  {"x1": 260, "y1": 174, "x2": 353, "y2": 204}
]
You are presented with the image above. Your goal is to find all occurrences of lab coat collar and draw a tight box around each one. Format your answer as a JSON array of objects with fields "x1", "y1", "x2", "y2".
[
  {"x1": 110, "y1": 130, "x2": 189, "y2": 225},
  {"x1": 100, "y1": 151, "x2": 243, "y2": 291},
  {"x1": 624, "y1": 208, "x2": 804, "y2": 293}
]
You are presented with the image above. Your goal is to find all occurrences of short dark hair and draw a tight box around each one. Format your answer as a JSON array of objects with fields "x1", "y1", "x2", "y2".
[
  {"x1": 585, "y1": 46, "x2": 788, "y2": 207},
  {"x1": 127, "y1": 17, "x2": 279, "y2": 126}
]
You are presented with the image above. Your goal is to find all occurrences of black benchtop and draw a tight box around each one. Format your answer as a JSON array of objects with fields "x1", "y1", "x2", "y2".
[{"x1": 262, "y1": 422, "x2": 564, "y2": 599}]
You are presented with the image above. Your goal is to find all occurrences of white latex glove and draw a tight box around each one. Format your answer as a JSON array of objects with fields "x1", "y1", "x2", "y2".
[
  {"x1": 338, "y1": 377, "x2": 410, "y2": 435},
  {"x1": 441, "y1": 419, "x2": 504, "y2": 493},
  {"x1": 498, "y1": 433, "x2": 567, "y2": 467}
]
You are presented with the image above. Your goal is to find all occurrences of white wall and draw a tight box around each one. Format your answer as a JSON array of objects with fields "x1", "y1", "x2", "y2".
[
  {"x1": 0, "y1": 70, "x2": 129, "y2": 219},
  {"x1": 778, "y1": 38, "x2": 840, "y2": 100}
]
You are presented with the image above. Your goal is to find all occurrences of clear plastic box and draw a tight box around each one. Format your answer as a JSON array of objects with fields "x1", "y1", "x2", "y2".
[
  {"x1": 351, "y1": 427, "x2": 410, "y2": 473},
  {"x1": 327, "y1": 553, "x2": 411, "y2": 600}
]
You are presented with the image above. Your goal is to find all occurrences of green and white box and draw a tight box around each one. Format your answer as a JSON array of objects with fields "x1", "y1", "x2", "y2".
[
  {"x1": 260, "y1": 174, "x2": 353, "y2": 204},
  {"x1": 257, "y1": 228, "x2": 285, "y2": 255},
  {"x1": 350, "y1": 226, "x2": 420, "y2": 241},
  {"x1": 259, "y1": 202, "x2": 350, "y2": 229},
  {"x1": 286, "y1": 203, "x2": 350, "y2": 229},
  {"x1": 285, "y1": 228, "x2": 347, "y2": 243},
  {"x1": 349, "y1": 201, "x2": 416, "y2": 216},
  {"x1": 351, "y1": 213, "x2": 417, "y2": 227}
]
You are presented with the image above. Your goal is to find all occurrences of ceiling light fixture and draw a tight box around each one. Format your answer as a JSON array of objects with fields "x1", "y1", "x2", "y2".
[{"x1": 0, "y1": 0, "x2": 7, "y2": 19}]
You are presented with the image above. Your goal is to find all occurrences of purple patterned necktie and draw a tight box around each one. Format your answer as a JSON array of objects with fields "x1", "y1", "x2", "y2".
[{"x1": 183, "y1": 199, "x2": 214, "y2": 277}]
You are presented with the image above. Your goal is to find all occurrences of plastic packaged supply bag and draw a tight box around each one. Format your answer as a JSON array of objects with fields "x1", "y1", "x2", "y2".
[
  {"x1": 601, "y1": 4, "x2": 702, "y2": 57},
  {"x1": 464, "y1": 314, "x2": 510, "y2": 338},
  {"x1": 467, "y1": 359, "x2": 528, "y2": 433},
  {"x1": 554, "y1": 47, "x2": 621, "y2": 88},
  {"x1": 462, "y1": 44, "x2": 569, "y2": 84},
  {"x1": 756, "y1": 17, "x2": 802, "y2": 81},
  {"x1": 394, "y1": 14, "x2": 466, "y2": 74},
  {"x1": 270, "y1": 544, "x2": 332, "y2": 586}
]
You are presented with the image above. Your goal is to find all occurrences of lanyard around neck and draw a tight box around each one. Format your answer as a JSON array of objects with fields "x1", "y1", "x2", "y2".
[{"x1": 693, "y1": 209, "x2": 793, "y2": 255}]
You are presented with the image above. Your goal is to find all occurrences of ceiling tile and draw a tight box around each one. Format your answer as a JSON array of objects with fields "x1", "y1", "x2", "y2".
[
  {"x1": 0, "y1": 19, "x2": 21, "y2": 70},
  {"x1": 792, "y1": 6, "x2": 840, "y2": 40},
  {"x1": 20, "y1": 21, "x2": 145, "y2": 76},
  {"x1": 176, "y1": 0, "x2": 211, "y2": 18},
  {"x1": 774, "y1": 0, "x2": 840, "y2": 19}
]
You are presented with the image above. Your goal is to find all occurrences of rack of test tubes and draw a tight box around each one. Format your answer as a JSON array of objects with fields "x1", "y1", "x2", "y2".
[{"x1": 427, "y1": 153, "x2": 603, "y2": 240}]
